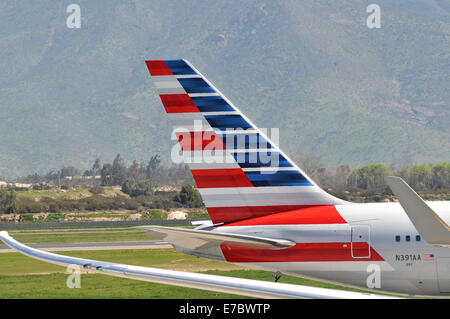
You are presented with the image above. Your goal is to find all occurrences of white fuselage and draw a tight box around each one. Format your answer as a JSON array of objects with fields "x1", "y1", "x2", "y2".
[{"x1": 183, "y1": 201, "x2": 450, "y2": 296}]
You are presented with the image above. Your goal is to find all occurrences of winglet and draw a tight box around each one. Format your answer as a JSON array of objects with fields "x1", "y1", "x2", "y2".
[
  {"x1": 386, "y1": 176, "x2": 450, "y2": 246},
  {"x1": 0, "y1": 231, "x2": 9, "y2": 238}
]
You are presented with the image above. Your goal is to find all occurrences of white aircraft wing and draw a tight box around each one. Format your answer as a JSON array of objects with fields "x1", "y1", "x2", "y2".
[
  {"x1": 0, "y1": 231, "x2": 395, "y2": 299},
  {"x1": 386, "y1": 176, "x2": 450, "y2": 246}
]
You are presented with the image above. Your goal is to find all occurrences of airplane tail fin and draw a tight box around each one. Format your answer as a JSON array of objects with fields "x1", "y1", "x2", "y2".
[{"x1": 145, "y1": 59, "x2": 347, "y2": 224}]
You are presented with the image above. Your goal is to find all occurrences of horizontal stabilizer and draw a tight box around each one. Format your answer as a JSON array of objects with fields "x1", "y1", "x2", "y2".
[
  {"x1": 140, "y1": 226, "x2": 295, "y2": 250},
  {"x1": 386, "y1": 176, "x2": 450, "y2": 247},
  {"x1": 0, "y1": 231, "x2": 395, "y2": 299}
]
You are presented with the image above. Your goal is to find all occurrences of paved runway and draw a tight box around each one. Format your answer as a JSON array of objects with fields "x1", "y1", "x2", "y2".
[{"x1": 0, "y1": 240, "x2": 172, "y2": 253}]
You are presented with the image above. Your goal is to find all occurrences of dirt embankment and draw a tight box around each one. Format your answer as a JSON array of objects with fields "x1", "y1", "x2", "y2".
[{"x1": 0, "y1": 208, "x2": 206, "y2": 223}]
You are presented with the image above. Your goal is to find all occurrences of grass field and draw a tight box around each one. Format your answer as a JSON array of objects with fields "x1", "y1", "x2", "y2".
[
  {"x1": 0, "y1": 248, "x2": 243, "y2": 298},
  {"x1": 0, "y1": 224, "x2": 199, "y2": 244},
  {"x1": 0, "y1": 247, "x2": 390, "y2": 298},
  {"x1": 7, "y1": 229, "x2": 150, "y2": 244},
  {"x1": 0, "y1": 226, "x2": 408, "y2": 299},
  {"x1": 2, "y1": 225, "x2": 199, "y2": 243}
]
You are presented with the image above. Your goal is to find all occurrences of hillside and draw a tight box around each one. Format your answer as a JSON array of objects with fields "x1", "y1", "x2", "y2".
[{"x1": 0, "y1": 0, "x2": 449, "y2": 178}]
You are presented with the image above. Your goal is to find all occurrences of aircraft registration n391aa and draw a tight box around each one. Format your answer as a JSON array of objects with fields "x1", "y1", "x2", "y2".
[{"x1": 2, "y1": 59, "x2": 450, "y2": 299}]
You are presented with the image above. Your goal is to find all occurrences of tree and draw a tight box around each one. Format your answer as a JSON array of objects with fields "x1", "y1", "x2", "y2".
[
  {"x1": 296, "y1": 154, "x2": 323, "y2": 177},
  {"x1": 432, "y1": 162, "x2": 450, "y2": 189},
  {"x1": 92, "y1": 158, "x2": 101, "y2": 176},
  {"x1": 411, "y1": 164, "x2": 433, "y2": 190},
  {"x1": 335, "y1": 164, "x2": 351, "y2": 189},
  {"x1": 101, "y1": 163, "x2": 113, "y2": 186},
  {"x1": 348, "y1": 163, "x2": 392, "y2": 190},
  {"x1": 176, "y1": 184, "x2": 203, "y2": 208},
  {"x1": 397, "y1": 166, "x2": 413, "y2": 186},
  {"x1": 0, "y1": 188, "x2": 16, "y2": 214},
  {"x1": 128, "y1": 160, "x2": 140, "y2": 182},
  {"x1": 121, "y1": 179, "x2": 153, "y2": 197},
  {"x1": 20, "y1": 173, "x2": 42, "y2": 184},
  {"x1": 316, "y1": 167, "x2": 331, "y2": 188},
  {"x1": 112, "y1": 154, "x2": 127, "y2": 185},
  {"x1": 296, "y1": 154, "x2": 323, "y2": 184},
  {"x1": 60, "y1": 166, "x2": 80, "y2": 177},
  {"x1": 146, "y1": 155, "x2": 161, "y2": 178}
]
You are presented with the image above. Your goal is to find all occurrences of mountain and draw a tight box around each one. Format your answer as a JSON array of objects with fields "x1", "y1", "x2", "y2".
[{"x1": 0, "y1": 0, "x2": 449, "y2": 178}]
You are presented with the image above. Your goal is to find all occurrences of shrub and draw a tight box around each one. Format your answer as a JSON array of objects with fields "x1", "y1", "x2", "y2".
[
  {"x1": 141, "y1": 210, "x2": 168, "y2": 220},
  {"x1": 40, "y1": 196, "x2": 54, "y2": 203},
  {"x1": 89, "y1": 186, "x2": 104, "y2": 194},
  {"x1": 347, "y1": 164, "x2": 392, "y2": 190},
  {"x1": 188, "y1": 211, "x2": 210, "y2": 219},
  {"x1": 0, "y1": 188, "x2": 16, "y2": 214},
  {"x1": 49, "y1": 202, "x2": 60, "y2": 213},
  {"x1": 122, "y1": 179, "x2": 153, "y2": 197},
  {"x1": 20, "y1": 214, "x2": 35, "y2": 222},
  {"x1": 123, "y1": 199, "x2": 139, "y2": 210},
  {"x1": 44, "y1": 213, "x2": 66, "y2": 222},
  {"x1": 151, "y1": 197, "x2": 175, "y2": 210},
  {"x1": 175, "y1": 185, "x2": 204, "y2": 208},
  {"x1": 16, "y1": 201, "x2": 47, "y2": 214}
]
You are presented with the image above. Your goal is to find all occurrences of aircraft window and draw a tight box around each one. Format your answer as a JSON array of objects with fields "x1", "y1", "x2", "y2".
[
  {"x1": 416, "y1": 235, "x2": 421, "y2": 242},
  {"x1": 406, "y1": 235, "x2": 411, "y2": 242},
  {"x1": 395, "y1": 236, "x2": 400, "y2": 242}
]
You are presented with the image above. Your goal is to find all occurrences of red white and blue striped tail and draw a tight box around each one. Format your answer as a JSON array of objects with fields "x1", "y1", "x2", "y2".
[{"x1": 145, "y1": 59, "x2": 347, "y2": 224}]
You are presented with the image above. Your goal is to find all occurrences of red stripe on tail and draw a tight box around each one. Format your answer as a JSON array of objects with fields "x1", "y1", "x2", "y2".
[
  {"x1": 159, "y1": 94, "x2": 199, "y2": 113},
  {"x1": 176, "y1": 131, "x2": 226, "y2": 151},
  {"x1": 191, "y1": 169, "x2": 253, "y2": 188},
  {"x1": 146, "y1": 60, "x2": 173, "y2": 76},
  {"x1": 208, "y1": 205, "x2": 318, "y2": 224},
  {"x1": 222, "y1": 205, "x2": 346, "y2": 226}
]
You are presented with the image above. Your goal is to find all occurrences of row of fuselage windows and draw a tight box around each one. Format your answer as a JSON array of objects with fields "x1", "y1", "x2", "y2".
[{"x1": 395, "y1": 235, "x2": 421, "y2": 242}]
